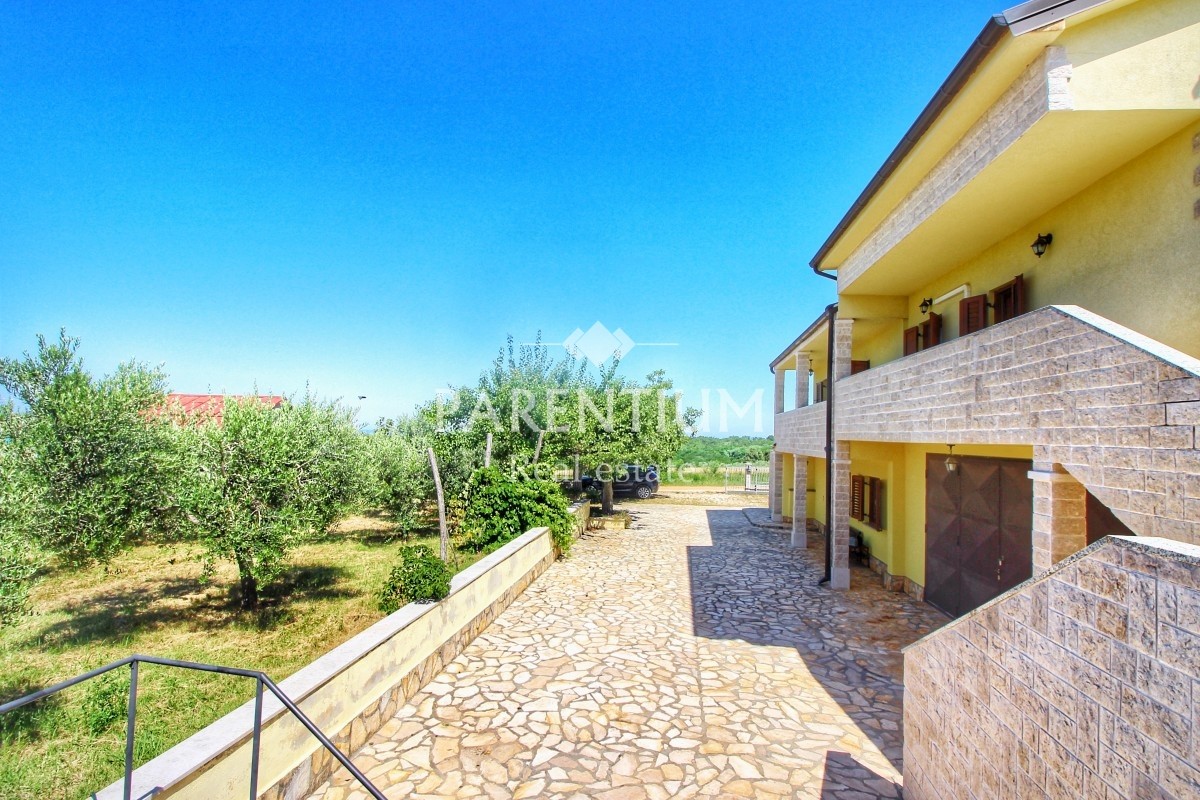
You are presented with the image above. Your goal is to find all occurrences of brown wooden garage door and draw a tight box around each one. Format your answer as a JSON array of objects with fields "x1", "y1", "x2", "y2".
[{"x1": 925, "y1": 455, "x2": 1033, "y2": 618}]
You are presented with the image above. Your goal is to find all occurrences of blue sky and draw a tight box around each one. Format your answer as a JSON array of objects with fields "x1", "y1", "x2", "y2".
[{"x1": 1, "y1": 1, "x2": 1001, "y2": 434}]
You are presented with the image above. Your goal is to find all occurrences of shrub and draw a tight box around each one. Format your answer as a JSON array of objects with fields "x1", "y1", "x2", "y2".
[
  {"x1": 378, "y1": 545, "x2": 452, "y2": 612},
  {"x1": 459, "y1": 467, "x2": 576, "y2": 556}
]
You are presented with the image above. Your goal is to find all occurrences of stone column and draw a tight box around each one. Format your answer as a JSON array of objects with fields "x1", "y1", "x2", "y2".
[
  {"x1": 1029, "y1": 464, "x2": 1088, "y2": 574},
  {"x1": 791, "y1": 456, "x2": 808, "y2": 548},
  {"x1": 830, "y1": 440, "x2": 851, "y2": 589},
  {"x1": 832, "y1": 318, "x2": 854, "y2": 381},
  {"x1": 770, "y1": 450, "x2": 784, "y2": 522},
  {"x1": 774, "y1": 367, "x2": 786, "y2": 415},
  {"x1": 794, "y1": 353, "x2": 811, "y2": 409}
]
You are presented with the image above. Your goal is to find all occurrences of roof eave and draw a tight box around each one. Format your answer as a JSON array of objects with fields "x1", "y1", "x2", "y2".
[{"x1": 770, "y1": 309, "x2": 832, "y2": 372}]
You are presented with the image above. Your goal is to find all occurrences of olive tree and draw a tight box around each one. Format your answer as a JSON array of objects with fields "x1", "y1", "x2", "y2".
[
  {"x1": 0, "y1": 416, "x2": 40, "y2": 625},
  {"x1": 367, "y1": 417, "x2": 435, "y2": 535},
  {"x1": 0, "y1": 331, "x2": 177, "y2": 568},
  {"x1": 176, "y1": 395, "x2": 367, "y2": 610},
  {"x1": 426, "y1": 337, "x2": 698, "y2": 513}
]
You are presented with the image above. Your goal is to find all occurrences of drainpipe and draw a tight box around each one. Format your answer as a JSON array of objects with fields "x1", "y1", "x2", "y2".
[{"x1": 812, "y1": 265, "x2": 839, "y2": 585}]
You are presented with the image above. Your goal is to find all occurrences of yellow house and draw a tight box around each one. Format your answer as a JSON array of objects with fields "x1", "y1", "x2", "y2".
[{"x1": 770, "y1": 0, "x2": 1200, "y2": 616}]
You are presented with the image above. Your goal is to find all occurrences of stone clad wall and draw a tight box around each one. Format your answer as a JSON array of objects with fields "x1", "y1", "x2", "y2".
[
  {"x1": 834, "y1": 305, "x2": 1200, "y2": 545},
  {"x1": 774, "y1": 402, "x2": 826, "y2": 458},
  {"x1": 903, "y1": 536, "x2": 1200, "y2": 800}
]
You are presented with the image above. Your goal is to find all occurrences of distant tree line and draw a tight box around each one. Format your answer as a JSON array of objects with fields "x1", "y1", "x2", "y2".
[{"x1": 673, "y1": 435, "x2": 774, "y2": 465}]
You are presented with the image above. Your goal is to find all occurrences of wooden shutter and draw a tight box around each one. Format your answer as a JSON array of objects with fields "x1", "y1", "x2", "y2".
[
  {"x1": 850, "y1": 360, "x2": 870, "y2": 375},
  {"x1": 867, "y1": 477, "x2": 884, "y2": 529},
  {"x1": 959, "y1": 294, "x2": 989, "y2": 335},
  {"x1": 992, "y1": 274, "x2": 1026, "y2": 324},
  {"x1": 920, "y1": 312, "x2": 942, "y2": 349},
  {"x1": 903, "y1": 326, "x2": 920, "y2": 356},
  {"x1": 850, "y1": 475, "x2": 864, "y2": 521}
]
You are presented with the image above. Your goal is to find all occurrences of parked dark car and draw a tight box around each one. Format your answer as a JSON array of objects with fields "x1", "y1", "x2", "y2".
[{"x1": 581, "y1": 464, "x2": 659, "y2": 499}]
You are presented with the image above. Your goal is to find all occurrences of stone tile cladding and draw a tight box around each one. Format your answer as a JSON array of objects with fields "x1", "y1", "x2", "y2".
[
  {"x1": 836, "y1": 47, "x2": 1065, "y2": 291},
  {"x1": 903, "y1": 536, "x2": 1200, "y2": 800},
  {"x1": 834, "y1": 306, "x2": 1200, "y2": 545},
  {"x1": 774, "y1": 402, "x2": 826, "y2": 457}
]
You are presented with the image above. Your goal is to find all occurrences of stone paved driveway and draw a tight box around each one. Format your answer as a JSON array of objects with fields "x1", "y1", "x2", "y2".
[{"x1": 310, "y1": 503, "x2": 948, "y2": 800}]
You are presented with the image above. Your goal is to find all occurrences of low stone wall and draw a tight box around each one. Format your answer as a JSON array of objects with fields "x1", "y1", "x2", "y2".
[
  {"x1": 903, "y1": 535, "x2": 1200, "y2": 799},
  {"x1": 97, "y1": 505, "x2": 588, "y2": 800}
]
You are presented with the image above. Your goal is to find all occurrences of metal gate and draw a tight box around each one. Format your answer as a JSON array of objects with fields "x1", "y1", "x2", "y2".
[{"x1": 925, "y1": 455, "x2": 1032, "y2": 618}]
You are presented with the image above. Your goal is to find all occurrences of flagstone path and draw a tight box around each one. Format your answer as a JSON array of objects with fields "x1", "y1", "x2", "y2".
[{"x1": 308, "y1": 503, "x2": 948, "y2": 800}]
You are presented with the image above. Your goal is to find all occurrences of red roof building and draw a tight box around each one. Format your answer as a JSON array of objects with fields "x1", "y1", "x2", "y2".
[{"x1": 163, "y1": 393, "x2": 285, "y2": 425}]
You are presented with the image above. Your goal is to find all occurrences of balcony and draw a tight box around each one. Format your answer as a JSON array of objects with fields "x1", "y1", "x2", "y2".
[
  {"x1": 832, "y1": 305, "x2": 1200, "y2": 543},
  {"x1": 775, "y1": 401, "x2": 826, "y2": 457}
]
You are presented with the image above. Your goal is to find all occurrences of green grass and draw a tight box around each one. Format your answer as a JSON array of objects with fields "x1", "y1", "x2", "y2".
[
  {"x1": 659, "y1": 464, "x2": 769, "y2": 487},
  {"x1": 0, "y1": 512, "x2": 481, "y2": 800}
]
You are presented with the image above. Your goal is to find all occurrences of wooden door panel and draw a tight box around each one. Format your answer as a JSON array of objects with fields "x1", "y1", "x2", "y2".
[
  {"x1": 924, "y1": 454, "x2": 1033, "y2": 618},
  {"x1": 959, "y1": 459, "x2": 1002, "y2": 615},
  {"x1": 999, "y1": 461, "x2": 1034, "y2": 592},
  {"x1": 925, "y1": 455, "x2": 961, "y2": 616}
]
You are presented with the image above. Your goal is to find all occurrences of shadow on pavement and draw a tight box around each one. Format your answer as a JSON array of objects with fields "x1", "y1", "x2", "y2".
[{"x1": 689, "y1": 509, "x2": 948, "y2": 790}]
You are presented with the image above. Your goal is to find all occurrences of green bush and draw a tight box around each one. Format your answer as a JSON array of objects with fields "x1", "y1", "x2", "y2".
[
  {"x1": 378, "y1": 545, "x2": 452, "y2": 612},
  {"x1": 459, "y1": 467, "x2": 576, "y2": 556},
  {"x1": 80, "y1": 671, "x2": 130, "y2": 736}
]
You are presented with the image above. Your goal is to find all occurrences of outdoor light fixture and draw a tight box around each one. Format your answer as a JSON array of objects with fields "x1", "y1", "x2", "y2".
[
  {"x1": 919, "y1": 298, "x2": 934, "y2": 314},
  {"x1": 1031, "y1": 233, "x2": 1053, "y2": 257},
  {"x1": 945, "y1": 444, "x2": 959, "y2": 473}
]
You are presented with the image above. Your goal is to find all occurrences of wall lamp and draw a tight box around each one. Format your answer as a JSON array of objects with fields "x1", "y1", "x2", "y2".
[
  {"x1": 945, "y1": 444, "x2": 959, "y2": 473},
  {"x1": 919, "y1": 298, "x2": 934, "y2": 314},
  {"x1": 1031, "y1": 233, "x2": 1053, "y2": 257}
]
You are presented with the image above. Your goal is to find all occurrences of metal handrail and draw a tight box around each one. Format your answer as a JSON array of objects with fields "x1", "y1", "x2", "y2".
[{"x1": 0, "y1": 654, "x2": 387, "y2": 800}]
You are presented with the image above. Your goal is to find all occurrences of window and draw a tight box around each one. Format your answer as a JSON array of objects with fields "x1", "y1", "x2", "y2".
[
  {"x1": 850, "y1": 474, "x2": 885, "y2": 529},
  {"x1": 904, "y1": 313, "x2": 942, "y2": 356},
  {"x1": 903, "y1": 326, "x2": 919, "y2": 356},
  {"x1": 992, "y1": 274, "x2": 1026, "y2": 324},
  {"x1": 850, "y1": 475, "x2": 864, "y2": 521},
  {"x1": 866, "y1": 477, "x2": 884, "y2": 529},
  {"x1": 959, "y1": 294, "x2": 989, "y2": 335},
  {"x1": 919, "y1": 312, "x2": 942, "y2": 348}
]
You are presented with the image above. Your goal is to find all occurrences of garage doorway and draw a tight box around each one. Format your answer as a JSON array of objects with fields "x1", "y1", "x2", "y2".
[{"x1": 925, "y1": 455, "x2": 1033, "y2": 618}]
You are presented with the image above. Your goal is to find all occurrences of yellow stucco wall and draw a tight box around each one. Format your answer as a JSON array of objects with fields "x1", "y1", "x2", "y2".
[
  {"x1": 840, "y1": 442, "x2": 1033, "y2": 588},
  {"x1": 847, "y1": 442, "x2": 906, "y2": 577},
  {"x1": 895, "y1": 122, "x2": 1200, "y2": 358},
  {"x1": 810, "y1": 457, "x2": 826, "y2": 527},
  {"x1": 1063, "y1": 0, "x2": 1200, "y2": 112}
]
